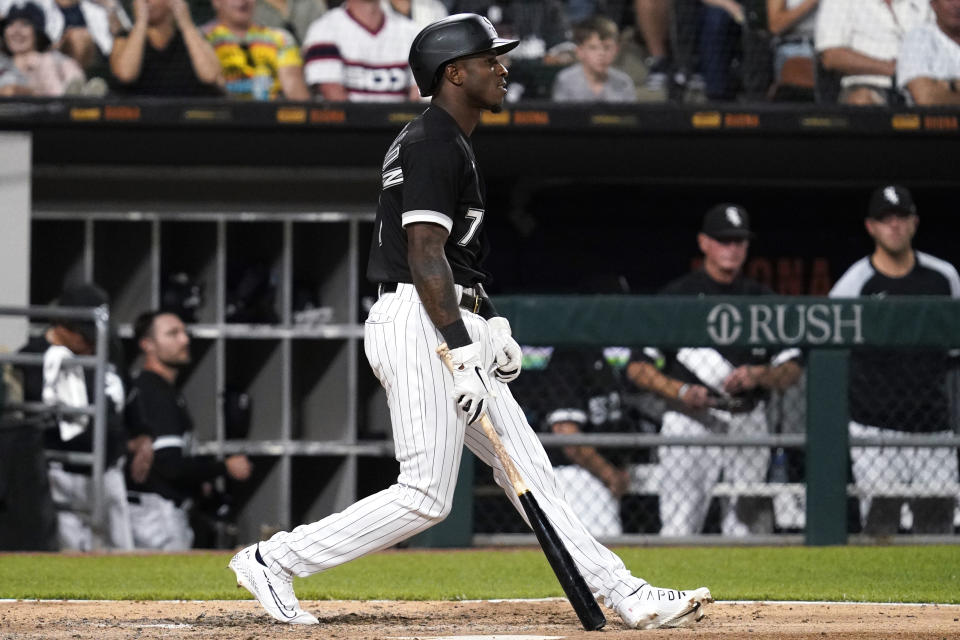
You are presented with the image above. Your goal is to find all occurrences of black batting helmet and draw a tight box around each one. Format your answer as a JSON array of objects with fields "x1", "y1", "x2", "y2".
[{"x1": 408, "y1": 13, "x2": 519, "y2": 97}]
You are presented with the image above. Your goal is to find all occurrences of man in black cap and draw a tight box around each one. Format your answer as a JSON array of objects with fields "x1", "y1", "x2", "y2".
[
  {"x1": 17, "y1": 282, "x2": 137, "y2": 550},
  {"x1": 627, "y1": 204, "x2": 803, "y2": 537},
  {"x1": 830, "y1": 185, "x2": 960, "y2": 535}
]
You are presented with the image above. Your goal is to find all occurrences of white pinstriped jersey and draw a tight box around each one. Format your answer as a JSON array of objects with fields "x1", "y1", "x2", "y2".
[{"x1": 301, "y1": 6, "x2": 417, "y2": 101}]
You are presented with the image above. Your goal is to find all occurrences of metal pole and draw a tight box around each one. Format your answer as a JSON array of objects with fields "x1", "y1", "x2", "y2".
[
  {"x1": 90, "y1": 304, "x2": 110, "y2": 550},
  {"x1": 805, "y1": 349, "x2": 849, "y2": 545}
]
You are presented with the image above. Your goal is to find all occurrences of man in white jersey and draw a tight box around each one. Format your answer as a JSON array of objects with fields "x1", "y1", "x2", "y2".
[
  {"x1": 301, "y1": 0, "x2": 420, "y2": 101},
  {"x1": 830, "y1": 185, "x2": 960, "y2": 535},
  {"x1": 229, "y1": 13, "x2": 712, "y2": 630},
  {"x1": 897, "y1": 0, "x2": 960, "y2": 105}
]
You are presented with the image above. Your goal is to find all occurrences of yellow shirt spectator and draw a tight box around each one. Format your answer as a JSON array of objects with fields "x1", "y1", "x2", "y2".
[{"x1": 204, "y1": 22, "x2": 301, "y2": 99}]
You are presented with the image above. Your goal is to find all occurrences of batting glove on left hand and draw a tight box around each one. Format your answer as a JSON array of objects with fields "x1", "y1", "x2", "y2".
[
  {"x1": 487, "y1": 317, "x2": 522, "y2": 383},
  {"x1": 448, "y1": 342, "x2": 495, "y2": 425}
]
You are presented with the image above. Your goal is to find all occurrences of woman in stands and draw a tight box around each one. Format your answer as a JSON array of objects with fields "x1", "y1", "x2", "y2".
[{"x1": 0, "y1": 1, "x2": 86, "y2": 95}]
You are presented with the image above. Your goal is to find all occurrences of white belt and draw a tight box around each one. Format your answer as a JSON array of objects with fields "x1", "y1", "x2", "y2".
[{"x1": 153, "y1": 435, "x2": 185, "y2": 451}]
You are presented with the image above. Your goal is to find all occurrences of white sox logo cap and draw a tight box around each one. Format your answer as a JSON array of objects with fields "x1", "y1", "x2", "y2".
[
  {"x1": 868, "y1": 184, "x2": 916, "y2": 218},
  {"x1": 701, "y1": 203, "x2": 755, "y2": 240}
]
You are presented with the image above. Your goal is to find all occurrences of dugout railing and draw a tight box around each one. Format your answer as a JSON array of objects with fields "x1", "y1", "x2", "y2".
[
  {"x1": 456, "y1": 295, "x2": 960, "y2": 547},
  {"x1": 0, "y1": 304, "x2": 112, "y2": 550}
]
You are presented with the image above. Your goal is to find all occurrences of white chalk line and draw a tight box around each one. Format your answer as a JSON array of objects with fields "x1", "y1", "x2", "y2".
[{"x1": 1, "y1": 598, "x2": 958, "y2": 607}]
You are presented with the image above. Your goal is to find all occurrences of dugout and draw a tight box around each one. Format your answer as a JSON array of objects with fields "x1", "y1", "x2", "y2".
[{"x1": 4, "y1": 100, "x2": 960, "y2": 547}]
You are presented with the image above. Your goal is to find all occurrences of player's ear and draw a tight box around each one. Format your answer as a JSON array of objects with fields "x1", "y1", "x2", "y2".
[
  {"x1": 444, "y1": 62, "x2": 464, "y2": 88},
  {"x1": 697, "y1": 232, "x2": 709, "y2": 254}
]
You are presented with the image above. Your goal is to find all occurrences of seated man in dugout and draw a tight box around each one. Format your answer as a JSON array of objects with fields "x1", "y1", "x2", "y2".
[
  {"x1": 512, "y1": 345, "x2": 659, "y2": 538},
  {"x1": 124, "y1": 310, "x2": 252, "y2": 550},
  {"x1": 17, "y1": 282, "x2": 135, "y2": 551}
]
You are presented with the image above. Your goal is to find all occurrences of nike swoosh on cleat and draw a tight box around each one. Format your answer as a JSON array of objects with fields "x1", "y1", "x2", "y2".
[
  {"x1": 663, "y1": 600, "x2": 702, "y2": 627},
  {"x1": 265, "y1": 575, "x2": 297, "y2": 618}
]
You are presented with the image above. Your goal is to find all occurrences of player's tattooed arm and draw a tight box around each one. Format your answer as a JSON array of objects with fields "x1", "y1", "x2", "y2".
[{"x1": 407, "y1": 222, "x2": 469, "y2": 345}]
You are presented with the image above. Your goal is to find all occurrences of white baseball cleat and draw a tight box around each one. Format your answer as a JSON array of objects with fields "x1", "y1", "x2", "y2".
[
  {"x1": 616, "y1": 583, "x2": 713, "y2": 629},
  {"x1": 229, "y1": 544, "x2": 319, "y2": 625}
]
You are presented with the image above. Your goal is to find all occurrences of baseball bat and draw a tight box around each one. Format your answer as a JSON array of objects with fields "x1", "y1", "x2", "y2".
[{"x1": 437, "y1": 344, "x2": 607, "y2": 631}]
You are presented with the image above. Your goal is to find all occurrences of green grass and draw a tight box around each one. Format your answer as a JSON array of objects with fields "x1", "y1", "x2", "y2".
[{"x1": 1, "y1": 546, "x2": 957, "y2": 603}]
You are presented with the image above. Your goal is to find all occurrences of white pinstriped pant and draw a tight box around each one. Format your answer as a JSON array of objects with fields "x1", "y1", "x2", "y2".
[
  {"x1": 657, "y1": 406, "x2": 770, "y2": 537},
  {"x1": 259, "y1": 283, "x2": 646, "y2": 609}
]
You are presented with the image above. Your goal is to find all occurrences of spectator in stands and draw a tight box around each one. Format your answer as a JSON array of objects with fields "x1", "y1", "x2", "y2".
[
  {"x1": 626, "y1": 204, "x2": 803, "y2": 537},
  {"x1": 444, "y1": 0, "x2": 574, "y2": 100},
  {"x1": 382, "y1": 0, "x2": 447, "y2": 32},
  {"x1": 204, "y1": 0, "x2": 309, "y2": 100},
  {"x1": 110, "y1": 0, "x2": 223, "y2": 96},
  {"x1": 766, "y1": 0, "x2": 818, "y2": 86},
  {"x1": 253, "y1": 0, "x2": 325, "y2": 45},
  {"x1": 552, "y1": 14, "x2": 637, "y2": 101},
  {"x1": 830, "y1": 185, "x2": 960, "y2": 535},
  {"x1": 699, "y1": 0, "x2": 745, "y2": 101},
  {"x1": 1, "y1": 2, "x2": 85, "y2": 95},
  {"x1": 816, "y1": 0, "x2": 932, "y2": 105},
  {"x1": 124, "y1": 311, "x2": 251, "y2": 550},
  {"x1": 0, "y1": 0, "x2": 62, "y2": 46},
  {"x1": 634, "y1": 0, "x2": 672, "y2": 92},
  {"x1": 897, "y1": 0, "x2": 960, "y2": 105},
  {"x1": 53, "y1": 0, "x2": 131, "y2": 72},
  {"x1": 564, "y1": 0, "x2": 621, "y2": 23},
  {"x1": 301, "y1": 0, "x2": 418, "y2": 101},
  {"x1": 663, "y1": 0, "x2": 748, "y2": 101},
  {"x1": 0, "y1": 49, "x2": 32, "y2": 93},
  {"x1": 17, "y1": 282, "x2": 135, "y2": 551},
  {"x1": 446, "y1": 0, "x2": 572, "y2": 61}
]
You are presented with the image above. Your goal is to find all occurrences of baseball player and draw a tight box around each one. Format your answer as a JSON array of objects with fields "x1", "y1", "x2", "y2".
[
  {"x1": 229, "y1": 14, "x2": 712, "y2": 630},
  {"x1": 627, "y1": 205, "x2": 803, "y2": 537},
  {"x1": 830, "y1": 185, "x2": 960, "y2": 534},
  {"x1": 511, "y1": 345, "x2": 654, "y2": 538},
  {"x1": 124, "y1": 311, "x2": 252, "y2": 550},
  {"x1": 17, "y1": 283, "x2": 134, "y2": 551}
]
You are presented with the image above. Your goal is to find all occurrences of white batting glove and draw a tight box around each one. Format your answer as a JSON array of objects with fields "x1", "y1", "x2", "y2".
[
  {"x1": 447, "y1": 342, "x2": 494, "y2": 425},
  {"x1": 487, "y1": 317, "x2": 522, "y2": 383}
]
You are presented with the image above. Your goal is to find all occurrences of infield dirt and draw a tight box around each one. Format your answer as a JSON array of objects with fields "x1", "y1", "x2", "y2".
[{"x1": 1, "y1": 599, "x2": 958, "y2": 639}]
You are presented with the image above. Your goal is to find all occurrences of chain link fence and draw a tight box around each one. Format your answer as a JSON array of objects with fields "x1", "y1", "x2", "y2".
[{"x1": 472, "y1": 300, "x2": 960, "y2": 542}]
